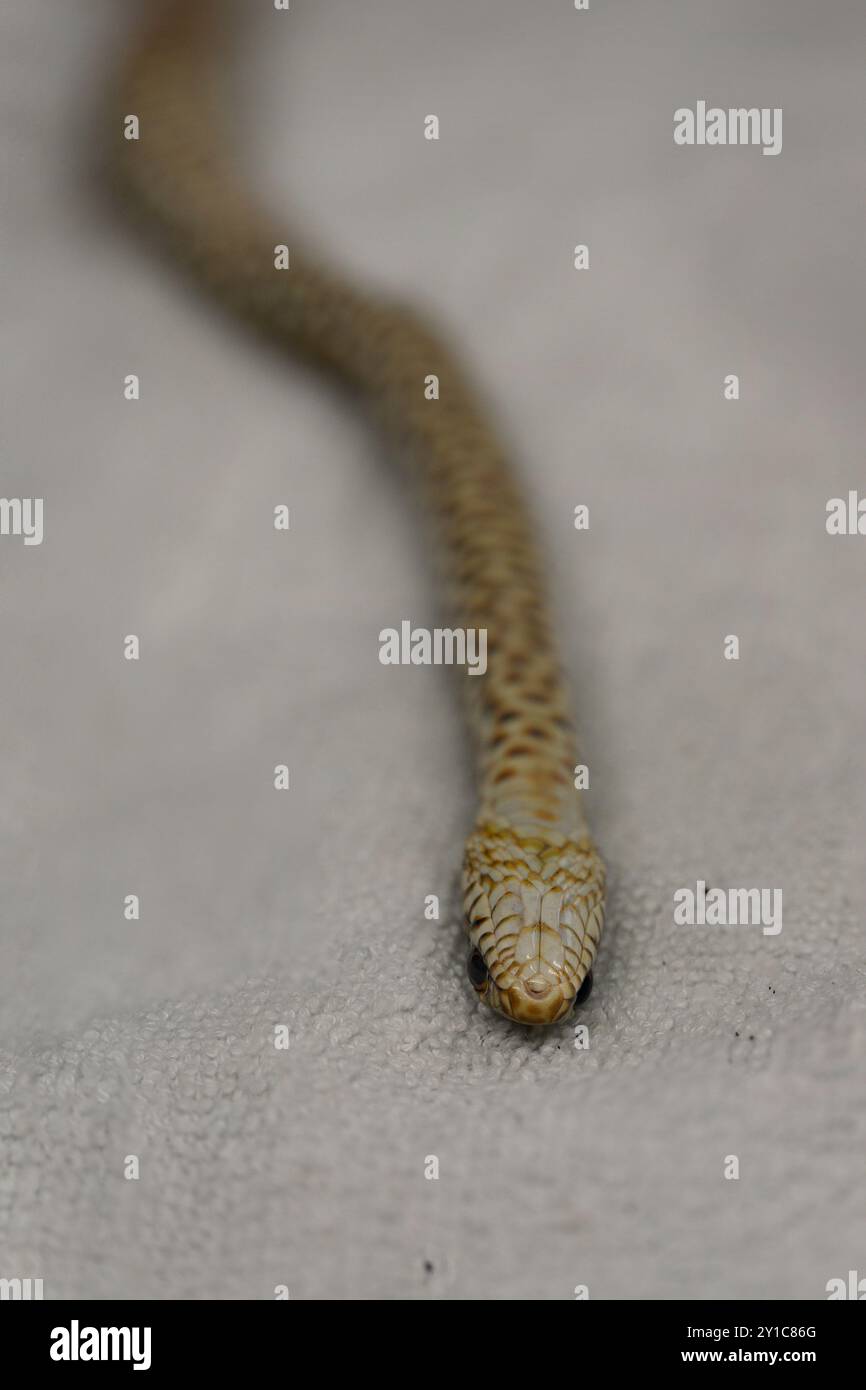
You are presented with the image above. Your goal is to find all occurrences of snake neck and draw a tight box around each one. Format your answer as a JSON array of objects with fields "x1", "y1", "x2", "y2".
[{"x1": 114, "y1": 1, "x2": 594, "y2": 842}]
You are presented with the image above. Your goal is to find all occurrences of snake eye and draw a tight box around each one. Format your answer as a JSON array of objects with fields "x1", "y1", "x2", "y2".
[
  {"x1": 575, "y1": 969, "x2": 594, "y2": 1006},
  {"x1": 467, "y1": 948, "x2": 489, "y2": 991}
]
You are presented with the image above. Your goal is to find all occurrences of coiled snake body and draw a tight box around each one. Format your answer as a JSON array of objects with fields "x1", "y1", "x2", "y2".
[{"x1": 114, "y1": 1, "x2": 605, "y2": 1024}]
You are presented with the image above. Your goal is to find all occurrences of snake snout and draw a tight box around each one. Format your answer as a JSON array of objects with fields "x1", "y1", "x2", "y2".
[
  {"x1": 498, "y1": 977, "x2": 573, "y2": 1026},
  {"x1": 500, "y1": 967, "x2": 592, "y2": 1025}
]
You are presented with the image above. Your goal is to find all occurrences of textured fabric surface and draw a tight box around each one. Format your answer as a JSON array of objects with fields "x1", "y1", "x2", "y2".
[{"x1": 1, "y1": 0, "x2": 864, "y2": 1299}]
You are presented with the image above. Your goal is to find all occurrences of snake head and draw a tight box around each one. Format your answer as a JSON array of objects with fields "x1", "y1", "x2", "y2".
[{"x1": 462, "y1": 824, "x2": 605, "y2": 1026}]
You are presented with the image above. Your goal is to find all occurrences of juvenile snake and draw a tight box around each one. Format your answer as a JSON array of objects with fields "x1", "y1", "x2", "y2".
[{"x1": 113, "y1": 0, "x2": 606, "y2": 1024}]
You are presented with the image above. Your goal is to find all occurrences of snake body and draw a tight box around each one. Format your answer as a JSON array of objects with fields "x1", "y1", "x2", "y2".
[{"x1": 114, "y1": 1, "x2": 605, "y2": 1024}]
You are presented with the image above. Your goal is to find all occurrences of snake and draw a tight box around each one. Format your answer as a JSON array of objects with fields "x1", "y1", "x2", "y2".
[{"x1": 111, "y1": 0, "x2": 606, "y2": 1025}]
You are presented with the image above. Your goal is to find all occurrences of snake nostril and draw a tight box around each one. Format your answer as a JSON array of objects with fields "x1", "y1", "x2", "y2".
[{"x1": 467, "y1": 948, "x2": 489, "y2": 991}]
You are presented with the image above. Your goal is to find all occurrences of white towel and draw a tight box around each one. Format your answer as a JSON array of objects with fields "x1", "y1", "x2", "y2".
[{"x1": 1, "y1": 0, "x2": 864, "y2": 1298}]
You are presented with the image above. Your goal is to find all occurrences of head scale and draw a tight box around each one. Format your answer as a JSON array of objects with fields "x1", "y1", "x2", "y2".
[{"x1": 462, "y1": 824, "x2": 605, "y2": 1026}]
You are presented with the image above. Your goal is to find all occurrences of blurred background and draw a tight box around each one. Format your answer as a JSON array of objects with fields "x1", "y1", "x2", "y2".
[{"x1": 1, "y1": 0, "x2": 864, "y2": 1298}]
